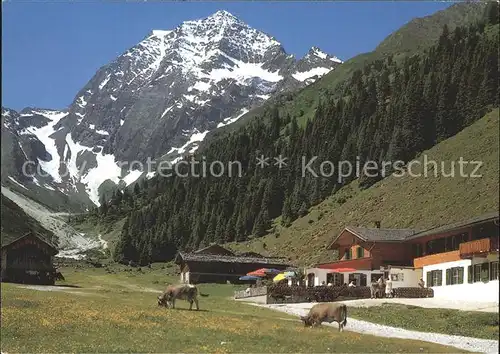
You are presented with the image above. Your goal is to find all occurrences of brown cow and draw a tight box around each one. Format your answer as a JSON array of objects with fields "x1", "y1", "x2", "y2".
[
  {"x1": 157, "y1": 284, "x2": 208, "y2": 310},
  {"x1": 300, "y1": 303, "x2": 348, "y2": 332}
]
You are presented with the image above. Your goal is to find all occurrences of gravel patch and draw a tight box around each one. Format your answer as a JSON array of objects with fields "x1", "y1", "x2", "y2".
[
  {"x1": 15, "y1": 285, "x2": 107, "y2": 297},
  {"x1": 255, "y1": 303, "x2": 499, "y2": 354}
]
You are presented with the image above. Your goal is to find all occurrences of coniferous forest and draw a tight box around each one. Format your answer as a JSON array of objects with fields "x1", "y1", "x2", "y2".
[{"x1": 86, "y1": 5, "x2": 498, "y2": 265}]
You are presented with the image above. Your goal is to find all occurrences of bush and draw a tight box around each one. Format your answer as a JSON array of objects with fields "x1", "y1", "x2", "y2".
[{"x1": 393, "y1": 287, "x2": 434, "y2": 298}]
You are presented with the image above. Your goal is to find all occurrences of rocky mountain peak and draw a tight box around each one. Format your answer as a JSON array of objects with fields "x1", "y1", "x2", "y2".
[{"x1": 2, "y1": 10, "x2": 343, "y2": 208}]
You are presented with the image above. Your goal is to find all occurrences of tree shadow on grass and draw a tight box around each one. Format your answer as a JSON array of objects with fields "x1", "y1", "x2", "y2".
[{"x1": 164, "y1": 308, "x2": 210, "y2": 312}]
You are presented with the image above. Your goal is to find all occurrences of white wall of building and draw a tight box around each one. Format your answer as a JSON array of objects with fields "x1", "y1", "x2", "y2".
[
  {"x1": 423, "y1": 256, "x2": 499, "y2": 302},
  {"x1": 305, "y1": 267, "x2": 419, "y2": 287},
  {"x1": 388, "y1": 267, "x2": 422, "y2": 288}
]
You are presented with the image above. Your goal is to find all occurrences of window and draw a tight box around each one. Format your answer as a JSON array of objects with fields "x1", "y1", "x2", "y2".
[
  {"x1": 356, "y1": 247, "x2": 364, "y2": 259},
  {"x1": 414, "y1": 243, "x2": 422, "y2": 257},
  {"x1": 468, "y1": 265, "x2": 473, "y2": 283},
  {"x1": 481, "y1": 262, "x2": 489, "y2": 282},
  {"x1": 474, "y1": 264, "x2": 482, "y2": 283},
  {"x1": 344, "y1": 248, "x2": 352, "y2": 260},
  {"x1": 490, "y1": 262, "x2": 499, "y2": 281},
  {"x1": 448, "y1": 235, "x2": 459, "y2": 251},
  {"x1": 360, "y1": 273, "x2": 367, "y2": 286},
  {"x1": 426, "y1": 240, "x2": 435, "y2": 255},
  {"x1": 326, "y1": 273, "x2": 344, "y2": 286},
  {"x1": 427, "y1": 270, "x2": 442, "y2": 287},
  {"x1": 446, "y1": 267, "x2": 464, "y2": 285}
]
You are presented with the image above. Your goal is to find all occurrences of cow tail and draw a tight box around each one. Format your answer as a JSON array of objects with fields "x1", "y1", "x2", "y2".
[{"x1": 342, "y1": 304, "x2": 347, "y2": 327}]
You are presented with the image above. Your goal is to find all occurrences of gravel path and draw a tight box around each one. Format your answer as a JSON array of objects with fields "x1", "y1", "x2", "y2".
[{"x1": 255, "y1": 303, "x2": 499, "y2": 353}]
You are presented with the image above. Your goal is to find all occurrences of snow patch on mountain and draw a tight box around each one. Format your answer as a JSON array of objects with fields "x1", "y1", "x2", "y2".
[
  {"x1": 217, "y1": 108, "x2": 250, "y2": 128},
  {"x1": 168, "y1": 129, "x2": 210, "y2": 155},
  {"x1": 292, "y1": 67, "x2": 331, "y2": 82},
  {"x1": 99, "y1": 74, "x2": 111, "y2": 90},
  {"x1": 19, "y1": 110, "x2": 68, "y2": 183},
  {"x1": 8, "y1": 176, "x2": 28, "y2": 190}
]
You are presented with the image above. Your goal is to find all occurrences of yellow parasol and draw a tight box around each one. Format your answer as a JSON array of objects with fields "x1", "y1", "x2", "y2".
[{"x1": 273, "y1": 273, "x2": 286, "y2": 283}]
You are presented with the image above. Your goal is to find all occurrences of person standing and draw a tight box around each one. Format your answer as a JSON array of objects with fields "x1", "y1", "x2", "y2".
[
  {"x1": 385, "y1": 277, "x2": 393, "y2": 298},
  {"x1": 418, "y1": 278, "x2": 425, "y2": 288}
]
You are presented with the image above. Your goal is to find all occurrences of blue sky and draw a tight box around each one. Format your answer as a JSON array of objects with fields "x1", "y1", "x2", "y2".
[{"x1": 2, "y1": 1, "x2": 451, "y2": 111}]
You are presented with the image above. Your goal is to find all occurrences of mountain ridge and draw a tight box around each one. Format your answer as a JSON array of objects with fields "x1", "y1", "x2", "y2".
[{"x1": 1, "y1": 10, "x2": 342, "y2": 209}]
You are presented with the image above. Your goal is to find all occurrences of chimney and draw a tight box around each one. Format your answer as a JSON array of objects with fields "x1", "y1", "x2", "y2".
[{"x1": 375, "y1": 221, "x2": 381, "y2": 229}]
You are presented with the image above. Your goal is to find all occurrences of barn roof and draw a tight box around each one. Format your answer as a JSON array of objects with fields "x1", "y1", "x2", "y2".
[
  {"x1": 327, "y1": 211, "x2": 499, "y2": 249},
  {"x1": 1, "y1": 232, "x2": 58, "y2": 255},
  {"x1": 193, "y1": 244, "x2": 235, "y2": 256},
  {"x1": 405, "y1": 211, "x2": 499, "y2": 240},
  {"x1": 346, "y1": 227, "x2": 419, "y2": 242},
  {"x1": 328, "y1": 226, "x2": 418, "y2": 248},
  {"x1": 174, "y1": 251, "x2": 291, "y2": 266}
]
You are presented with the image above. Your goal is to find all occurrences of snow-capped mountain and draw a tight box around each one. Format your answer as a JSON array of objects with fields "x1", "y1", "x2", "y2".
[{"x1": 2, "y1": 10, "x2": 342, "y2": 209}]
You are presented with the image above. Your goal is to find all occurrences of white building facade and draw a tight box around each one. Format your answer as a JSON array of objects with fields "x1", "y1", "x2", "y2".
[
  {"x1": 423, "y1": 253, "x2": 499, "y2": 302},
  {"x1": 304, "y1": 266, "x2": 421, "y2": 288}
]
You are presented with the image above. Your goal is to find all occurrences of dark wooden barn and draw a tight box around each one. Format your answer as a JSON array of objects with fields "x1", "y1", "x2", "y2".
[
  {"x1": 174, "y1": 244, "x2": 291, "y2": 284},
  {"x1": 1, "y1": 232, "x2": 58, "y2": 285}
]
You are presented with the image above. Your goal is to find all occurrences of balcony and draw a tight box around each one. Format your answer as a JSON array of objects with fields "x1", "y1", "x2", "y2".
[
  {"x1": 413, "y1": 250, "x2": 460, "y2": 268},
  {"x1": 459, "y1": 237, "x2": 499, "y2": 258},
  {"x1": 316, "y1": 257, "x2": 373, "y2": 270}
]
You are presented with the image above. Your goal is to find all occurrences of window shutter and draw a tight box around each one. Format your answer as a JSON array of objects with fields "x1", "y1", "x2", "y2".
[
  {"x1": 446, "y1": 269, "x2": 451, "y2": 285},
  {"x1": 340, "y1": 273, "x2": 344, "y2": 285},
  {"x1": 426, "y1": 271, "x2": 432, "y2": 287},
  {"x1": 468, "y1": 265, "x2": 473, "y2": 283},
  {"x1": 437, "y1": 270, "x2": 443, "y2": 286},
  {"x1": 490, "y1": 262, "x2": 499, "y2": 281},
  {"x1": 458, "y1": 267, "x2": 464, "y2": 284}
]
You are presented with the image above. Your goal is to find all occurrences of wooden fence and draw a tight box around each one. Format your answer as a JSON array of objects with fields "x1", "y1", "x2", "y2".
[
  {"x1": 266, "y1": 284, "x2": 433, "y2": 304},
  {"x1": 234, "y1": 286, "x2": 268, "y2": 299}
]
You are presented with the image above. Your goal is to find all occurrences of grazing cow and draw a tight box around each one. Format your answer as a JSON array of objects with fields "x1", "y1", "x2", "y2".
[
  {"x1": 370, "y1": 277, "x2": 386, "y2": 299},
  {"x1": 300, "y1": 303, "x2": 348, "y2": 332},
  {"x1": 157, "y1": 284, "x2": 208, "y2": 310}
]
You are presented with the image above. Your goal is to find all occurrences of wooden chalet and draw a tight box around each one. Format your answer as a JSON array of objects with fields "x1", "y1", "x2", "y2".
[
  {"x1": 174, "y1": 244, "x2": 291, "y2": 284},
  {"x1": 311, "y1": 212, "x2": 499, "y2": 301},
  {"x1": 314, "y1": 226, "x2": 418, "y2": 286},
  {"x1": 1, "y1": 232, "x2": 58, "y2": 285}
]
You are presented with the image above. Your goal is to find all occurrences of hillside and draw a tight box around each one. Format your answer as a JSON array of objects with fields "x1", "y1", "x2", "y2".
[{"x1": 227, "y1": 109, "x2": 500, "y2": 266}]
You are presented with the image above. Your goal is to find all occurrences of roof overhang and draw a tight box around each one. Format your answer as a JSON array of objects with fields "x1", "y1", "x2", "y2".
[
  {"x1": 1, "y1": 232, "x2": 58, "y2": 256},
  {"x1": 405, "y1": 214, "x2": 499, "y2": 241},
  {"x1": 327, "y1": 228, "x2": 366, "y2": 250}
]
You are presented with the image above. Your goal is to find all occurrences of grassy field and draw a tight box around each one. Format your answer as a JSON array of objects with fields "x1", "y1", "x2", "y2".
[
  {"x1": 348, "y1": 304, "x2": 499, "y2": 340},
  {"x1": 228, "y1": 109, "x2": 499, "y2": 266},
  {"x1": 1, "y1": 267, "x2": 468, "y2": 353}
]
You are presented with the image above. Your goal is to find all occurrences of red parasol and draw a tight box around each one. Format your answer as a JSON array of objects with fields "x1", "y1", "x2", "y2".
[{"x1": 247, "y1": 268, "x2": 272, "y2": 277}]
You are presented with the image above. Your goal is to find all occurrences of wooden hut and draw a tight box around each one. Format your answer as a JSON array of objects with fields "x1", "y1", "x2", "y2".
[
  {"x1": 175, "y1": 244, "x2": 291, "y2": 284},
  {"x1": 1, "y1": 232, "x2": 58, "y2": 285}
]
